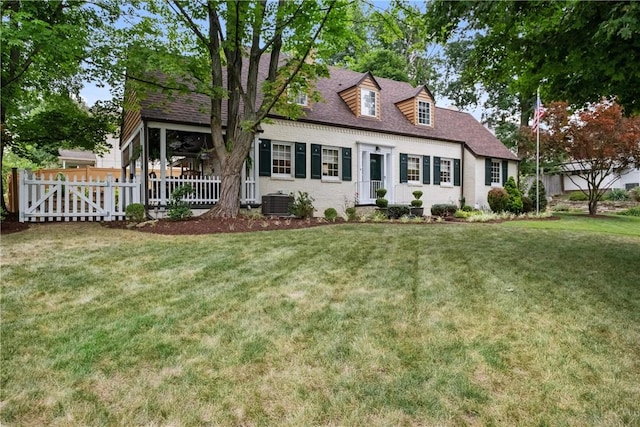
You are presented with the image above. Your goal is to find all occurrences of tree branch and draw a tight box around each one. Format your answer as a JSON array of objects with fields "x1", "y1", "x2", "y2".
[{"x1": 169, "y1": 1, "x2": 211, "y2": 50}]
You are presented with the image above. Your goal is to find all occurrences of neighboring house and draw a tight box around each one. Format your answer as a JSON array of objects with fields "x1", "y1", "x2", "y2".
[
  {"x1": 559, "y1": 162, "x2": 640, "y2": 192},
  {"x1": 120, "y1": 64, "x2": 519, "y2": 215},
  {"x1": 57, "y1": 134, "x2": 122, "y2": 169},
  {"x1": 58, "y1": 149, "x2": 96, "y2": 168}
]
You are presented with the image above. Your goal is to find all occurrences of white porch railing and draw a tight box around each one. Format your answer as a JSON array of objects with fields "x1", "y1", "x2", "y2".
[
  {"x1": 148, "y1": 175, "x2": 257, "y2": 205},
  {"x1": 18, "y1": 170, "x2": 139, "y2": 222},
  {"x1": 356, "y1": 180, "x2": 384, "y2": 203}
]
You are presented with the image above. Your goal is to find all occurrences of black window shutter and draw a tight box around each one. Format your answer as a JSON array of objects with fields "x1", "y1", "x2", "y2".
[
  {"x1": 502, "y1": 160, "x2": 509, "y2": 185},
  {"x1": 259, "y1": 139, "x2": 271, "y2": 176},
  {"x1": 311, "y1": 143, "x2": 321, "y2": 179},
  {"x1": 295, "y1": 142, "x2": 306, "y2": 178},
  {"x1": 485, "y1": 158, "x2": 492, "y2": 186},
  {"x1": 433, "y1": 156, "x2": 441, "y2": 185},
  {"x1": 422, "y1": 156, "x2": 431, "y2": 184},
  {"x1": 454, "y1": 159, "x2": 461, "y2": 186},
  {"x1": 399, "y1": 153, "x2": 408, "y2": 183},
  {"x1": 341, "y1": 147, "x2": 352, "y2": 181}
]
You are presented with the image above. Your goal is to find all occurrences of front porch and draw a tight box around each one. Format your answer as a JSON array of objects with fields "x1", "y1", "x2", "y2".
[{"x1": 121, "y1": 122, "x2": 259, "y2": 210}]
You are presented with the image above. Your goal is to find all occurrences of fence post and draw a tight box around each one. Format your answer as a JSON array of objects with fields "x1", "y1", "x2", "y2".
[
  {"x1": 18, "y1": 169, "x2": 28, "y2": 222},
  {"x1": 105, "y1": 174, "x2": 113, "y2": 221}
]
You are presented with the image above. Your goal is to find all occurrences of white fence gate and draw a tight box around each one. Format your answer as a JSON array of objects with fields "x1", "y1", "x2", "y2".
[{"x1": 19, "y1": 170, "x2": 140, "y2": 223}]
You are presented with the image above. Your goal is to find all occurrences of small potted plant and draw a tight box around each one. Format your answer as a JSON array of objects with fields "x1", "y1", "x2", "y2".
[
  {"x1": 375, "y1": 188, "x2": 388, "y2": 212},
  {"x1": 410, "y1": 190, "x2": 424, "y2": 216}
]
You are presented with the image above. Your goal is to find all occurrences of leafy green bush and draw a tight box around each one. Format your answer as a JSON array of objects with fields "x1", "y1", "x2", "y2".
[
  {"x1": 606, "y1": 188, "x2": 628, "y2": 201},
  {"x1": 375, "y1": 198, "x2": 388, "y2": 208},
  {"x1": 528, "y1": 180, "x2": 547, "y2": 212},
  {"x1": 431, "y1": 204, "x2": 457, "y2": 217},
  {"x1": 629, "y1": 186, "x2": 640, "y2": 202},
  {"x1": 618, "y1": 206, "x2": 640, "y2": 217},
  {"x1": 324, "y1": 207, "x2": 338, "y2": 222},
  {"x1": 552, "y1": 204, "x2": 571, "y2": 212},
  {"x1": 488, "y1": 188, "x2": 509, "y2": 213},
  {"x1": 167, "y1": 184, "x2": 194, "y2": 221},
  {"x1": 454, "y1": 209, "x2": 482, "y2": 219},
  {"x1": 462, "y1": 205, "x2": 474, "y2": 212},
  {"x1": 125, "y1": 203, "x2": 146, "y2": 222},
  {"x1": 387, "y1": 205, "x2": 410, "y2": 219},
  {"x1": 410, "y1": 199, "x2": 423, "y2": 207},
  {"x1": 289, "y1": 191, "x2": 315, "y2": 218},
  {"x1": 345, "y1": 207, "x2": 357, "y2": 221},
  {"x1": 504, "y1": 176, "x2": 523, "y2": 213},
  {"x1": 412, "y1": 190, "x2": 423, "y2": 199},
  {"x1": 376, "y1": 188, "x2": 387, "y2": 198},
  {"x1": 569, "y1": 191, "x2": 589, "y2": 201},
  {"x1": 521, "y1": 196, "x2": 534, "y2": 213}
]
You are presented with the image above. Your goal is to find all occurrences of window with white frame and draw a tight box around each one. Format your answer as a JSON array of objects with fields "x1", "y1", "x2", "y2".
[
  {"x1": 293, "y1": 91, "x2": 308, "y2": 106},
  {"x1": 491, "y1": 159, "x2": 501, "y2": 184},
  {"x1": 361, "y1": 89, "x2": 378, "y2": 117},
  {"x1": 322, "y1": 147, "x2": 339, "y2": 178},
  {"x1": 272, "y1": 143, "x2": 292, "y2": 176},
  {"x1": 440, "y1": 158, "x2": 452, "y2": 184},
  {"x1": 418, "y1": 100, "x2": 431, "y2": 125},
  {"x1": 407, "y1": 155, "x2": 420, "y2": 182}
]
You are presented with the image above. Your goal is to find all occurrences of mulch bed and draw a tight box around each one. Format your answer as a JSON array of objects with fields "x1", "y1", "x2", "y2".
[{"x1": 1, "y1": 214, "x2": 562, "y2": 236}]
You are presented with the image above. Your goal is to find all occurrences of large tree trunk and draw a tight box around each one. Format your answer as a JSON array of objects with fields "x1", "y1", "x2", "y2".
[
  {"x1": 205, "y1": 131, "x2": 254, "y2": 218},
  {"x1": 588, "y1": 198, "x2": 598, "y2": 215}
]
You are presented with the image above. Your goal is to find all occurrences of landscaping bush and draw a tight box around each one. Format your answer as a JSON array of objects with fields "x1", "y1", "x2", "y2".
[
  {"x1": 167, "y1": 185, "x2": 194, "y2": 221},
  {"x1": 345, "y1": 207, "x2": 357, "y2": 221},
  {"x1": 387, "y1": 205, "x2": 410, "y2": 219},
  {"x1": 606, "y1": 188, "x2": 629, "y2": 201},
  {"x1": 454, "y1": 209, "x2": 482, "y2": 219},
  {"x1": 528, "y1": 180, "x2": 547, "y2": 212},
  {"x1": 462, "y1": 205, "x2": 473, "y2": 212},
  {"x1": 629, "y1": 186, "x2": 640, "y2": 202},
  {"x1": 324, "y1": 207, "x2": 338, "y2": 222},
  {"x1": 569, "y1": 191, "x2": 589, "y2": 201},
  {"x1": 430, "y1": 204, "x2": 457, "y2": 217},
  {"x1": 411, "y1": 191, "x2": 423, "y2": 207},
  {"x1": 487, "y1": 188, "x2": 509, "y2": 213},
  {"x1": 289, "y1": 191, "x2": 315, "y2": 218},
  {"x1": 125, "y1": 203, "x2": 146, "y2": 222},
  {"x1": 504, "y1": 176, "x2": 523, "y2": 213},
  {"x1": 375, "y1": 188, "x2": 388, "y2": 208},
  {"x1": 521, "y1": 196, "x2": 534, "y2": 213},
  {"x1": 618, "y1": 206, "x2": 640, "y2": 217}
]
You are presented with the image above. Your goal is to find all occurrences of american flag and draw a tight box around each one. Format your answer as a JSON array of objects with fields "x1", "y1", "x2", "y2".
[{"x1": 532, "y1": 93, "x2": 545, "y2": 131}]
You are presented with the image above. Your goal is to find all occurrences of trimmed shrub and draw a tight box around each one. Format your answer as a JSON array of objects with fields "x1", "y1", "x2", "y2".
[
  {"x1": 324, "y1": 207, "x2": 338, "y2": 222},
  {"x1": 521, "y1": 196, "x2": 534, "y2": 213},
  {"x1": 410, "y1": 199, "x2": 423, "y2": 207},
  {"x1": 375, "y1": 198, "x2": 388, "y2": 208},
  {"x1": 289, "y1": 191, "x2": 315, "y2": 218},
  {"x1": 629, "y1": 186, "x2": 640, "y2": 202},
  {"x1": 431, "y1": 204, "x2": 457, "y2": 217},
  {"x1": 376, "y1": 188, "x2": 387, "y2": 198},
  {"x1": 528, "y1": 180, "x2": 547, "y2": 212},
  {"x1": 125, "y1": 203, "x2": 146, "y2": 222},
  {"x1": 167, "y1": 184, "x2": 194, "y2": 221},
  {"x1": 412, "y1": 190, "x2": 423, "y2": 199},
  {"x1": 504, "y1": 176, "x2": 523, "y2": 213},
  {"x1": 387, "y1": 205, "x2": 410, "y2": 219},
  {"x1": 606, "y1": 188, "x2": 629, "y2": 201},
  {"x1": 487, "y1": 187, "x2": 509, "y2": 213},
  {"x1": 569, "y1": 191, "x2": 589, "y2": 201},
  {"x1": 462, "y1": 205, "x2": 473, "y2": 212},
  {"x1": 345, "y1": 207, "x2": 357, "y2": 221}
]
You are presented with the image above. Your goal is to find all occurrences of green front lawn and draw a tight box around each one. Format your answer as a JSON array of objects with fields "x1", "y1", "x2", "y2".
[{"x1": 2, "y1": 218, "x2": 639, "y2": 426}]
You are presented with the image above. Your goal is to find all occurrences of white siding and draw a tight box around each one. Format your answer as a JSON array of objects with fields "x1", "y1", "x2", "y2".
[{"x1": 260, "y1": 120, "x2": 464, "y2": 215}]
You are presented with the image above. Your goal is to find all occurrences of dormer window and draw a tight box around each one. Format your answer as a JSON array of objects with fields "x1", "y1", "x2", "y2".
[
  {"x1": 418, "y1": 100, "x2": 432, "y2": 125},
  {"x1": 361, "y1": 89, "x2": 378, "y2": 117},
  {"x1": 293, "y1": 92, "x2": 308, "y2": 107}
]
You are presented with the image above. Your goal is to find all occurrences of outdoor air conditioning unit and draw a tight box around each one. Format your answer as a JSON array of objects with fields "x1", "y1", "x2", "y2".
[{"x1": 261, "y1": 193, "x2": 293, "y2": 216}]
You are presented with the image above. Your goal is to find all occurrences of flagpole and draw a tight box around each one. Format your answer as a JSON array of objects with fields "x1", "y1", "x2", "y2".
[{"x1": 535, "y1": 87, "x2": 540, "y2": 215}]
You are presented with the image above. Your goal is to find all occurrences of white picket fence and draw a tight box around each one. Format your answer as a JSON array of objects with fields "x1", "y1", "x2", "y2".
[{"x1": 19, "y1": 170, "x2": 139, "y2": 223}]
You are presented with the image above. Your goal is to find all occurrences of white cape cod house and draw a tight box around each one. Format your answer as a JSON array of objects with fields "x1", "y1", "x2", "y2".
[{"x1": 120, "y1": 65, "x2": 519, "y2": 216}]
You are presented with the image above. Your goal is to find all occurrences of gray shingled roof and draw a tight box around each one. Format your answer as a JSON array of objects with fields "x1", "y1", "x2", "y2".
[{"x1": 137, "y1": 64, "x2": 518, "y2": 161}]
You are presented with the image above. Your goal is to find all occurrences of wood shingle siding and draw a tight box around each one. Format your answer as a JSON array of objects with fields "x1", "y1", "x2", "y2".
[
  {"x1": 121, "y1": 89, "x2": 141, "y2": 146},
  {"x1": 339, "y1": 86, "x2": 358, "y2": 116}
]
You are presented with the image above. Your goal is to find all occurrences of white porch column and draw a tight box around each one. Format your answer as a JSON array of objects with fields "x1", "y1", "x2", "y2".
[{"x1": 160, "y1": 127, "x2": 167, "y2": 205}]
